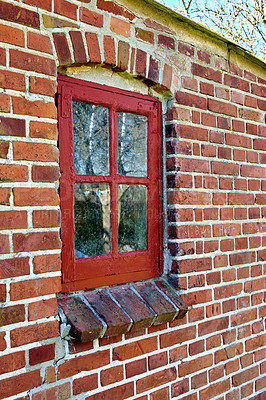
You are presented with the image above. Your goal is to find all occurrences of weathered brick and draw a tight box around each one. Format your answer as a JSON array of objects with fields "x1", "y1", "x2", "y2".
[
  {"x1": 10, "y1": 320, "x2": 59, "y2": 347},
  {"x1": 13, "y1": 188, "x2": 59, "y2": 206},
  {"x1": 0, "y1": 2, "x2": 39, "y2": 28},
  {"x1": 80, "y1": 7, "x2": 103, "y2": 27},
  {"x1": 13, "y1": 231, "x2": 61, "y2": 252},
  {"x1": 52, "y1": 32, "x2": 72, "y2": 65},
  {"x1": 0, "y1": 304, "x2": 25, "y2": 327},
  {"x1": 86, "y1": 32, "x2": 101, "y2": 64},
  {"x1": 0, "y1": 371, "x2": 42, "y2": 400},
  {"x1": 70, "y1": 31, "x2": 87, "y2": 63},
  {"x1": 10, "y1": 277, "x2": 61, "y2": 301}
]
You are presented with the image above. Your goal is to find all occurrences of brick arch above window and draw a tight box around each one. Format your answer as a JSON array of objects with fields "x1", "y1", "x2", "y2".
[{"x1": 52, "y1": 31, "x2": 174, "y2": 93}]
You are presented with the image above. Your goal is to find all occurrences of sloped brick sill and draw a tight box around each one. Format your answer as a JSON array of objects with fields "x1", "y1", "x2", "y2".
[{"x1": 57, "y1": 278, "x2": 187, "y2": 342}]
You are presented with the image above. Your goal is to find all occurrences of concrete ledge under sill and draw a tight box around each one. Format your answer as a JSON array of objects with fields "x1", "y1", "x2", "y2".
[{"x1": 57, "y1": 278, "x2": 188, "y2": 342}]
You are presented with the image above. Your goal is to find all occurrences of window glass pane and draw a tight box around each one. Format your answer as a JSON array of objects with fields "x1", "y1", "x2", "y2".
[
  {"x1": 72, "y1": 101, "x2": 109, "y2": 176},
  {"x1": 74, "y1": 183, "x2": 111, "y2": 258},
  {"x1": 117, "y1": 113, "x2": 148, "y2": 177},
  {"x1": 118, "y1": 185, "x2": 148, "y2": 253}
]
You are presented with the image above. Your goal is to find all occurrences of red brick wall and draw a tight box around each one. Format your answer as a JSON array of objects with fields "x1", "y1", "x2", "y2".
[{"x1": 0, "y1": 0, "x2": 265, "y2": 399}]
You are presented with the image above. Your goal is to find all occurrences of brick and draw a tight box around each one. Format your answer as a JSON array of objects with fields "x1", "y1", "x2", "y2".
[
  {"x1": 0, "y1": 93, "x2": 10, "y2": 112},
  {"x1": 13, "y1": 97, "x2": 57, "y2": 119},
  {"x1": 29, "y1": 76, "x2": 57, "y2": 96},
  {"x1": 28, "y1": 298, "x2": 58, "y2": 321},
  {"x1": 214, "y1": 283, "x2": 242, "y2": 299},
  {"x1": 110, "y1": 16, "x2": 130, "y2": 37},
  {"x1": 85, "y1": 289, "x2": 131, "y2": 337},
  {"x1": 29, "y1": 343, "x2": 55, "y2": 365},
  {"x1": 30, "y1": 121, "x2": 57, "y2": 140},
  {"x1": 136, "y1": 27, "x2": 154, "y2": 44},
  {"x1": 179, "y1": 354, "x2": 213, "y2": 377},
  {"x1": 0, "y1": 211, "x2": 27, "y2": 230},
  {"x1": 135, "y1": 49, "x2": 147, "y2": 77},
  {"x1": 13, "y1": 142, "x2": 58, "y2": 162},
  {"x1": 182, "y1": 76, "x2": 197, "y2": 91},
  {"x1": 114, "y1": 337, "x2": 157, "y2": 361},
  {"x1": 239, "y1": 108, "x2": 264, "y2": 122},
  {"x1": 126, "y1": 358, "x2": 147, "y2": 378},
  {"x1": 199, "y1": 317, "x2": 229, "y2": 336},
  {"x1": 175, "y1": 124, "x2": 208, "y2": 141},
  {"x1": 13, "y1": 232, "x2": 61, "y2": 252},
  {"x1": 192, "y1": 63, "x2": 222, "y2": 82},
  {"x1": 232, "y1": 366, "x2": 259, "y2": 387},
  {"x1": 70, "y1": 31, "x2": 87, "y2": 63},
  {"x1": 58, "y1": 350, "x2": 110, "y2": 379},
  {"x1": 160, "y1": 326, "x2": 196, "y2": 348},
  {"x1": 0, "y1": 48, "x2": 5, "y2": 65},
  {"x1": 0, "y1": 165, "x2": 28, "y2": 182},
  {"x1": 10, "y1": 49, "x2": 56, "y2": 76},
  {"x1": 52, "y1": 32, "x2": 72, "y2": 65},
  {"x1": 43, "y1": 14, "x2": 79, "y2": 28},
  {"x1": 101, "y1": 365, "x2": 123, "y2": 386},
  {"x1": 0, "y1": 2, "x2": 39, "y2": 28},
  {"x1": 80, "y1": 7, "x2": 103, "y2": 27},
  {"x1": 33, "y1": 384, "x2": 71, "y2": 400},
  {"x1": 85, "y1": 32, "x2": 101, "y2": 64},
  {"x1": 241, "y1": 165, "x2": 265, "y2": 178},
  {"x1": 158, "y1": 35, "x2": 175, "y2": 50},
  {"x1": 136, "y1": 367, "x2": 176, "y2": 393},
  {"x1": 0, "y1": 304, "x2": 25, "y2": 327},
  {"x1": 24, "y1": 0, "x2": 51, "y2": 11},
  {"x1": 217, "y1": 115, "x2": 231, "y2": 129},
  {"x1": 14, "y1": 188, "x2": 59, "y2": 206},
  {"x1": 216, "y1": 87, "x2": 230, "y2": 100},
  {"x1": 150, "y1": 387, "x2": 169, "y2": 400},
  {"x1": 178, "y1": 42, "x2": 194, "y2": 56},
  {"x1": 10, "y1": 320, "x2": 59, "y2": 347},
  {"x1": 224, "y1": 74, "x2": 250, "y2": 91},
  {"x1": 0, "y1": 235, "x2": 9, "y2": 254},
  {"x1": 148, "y1": 352, "x2": 168, "y2": 370},
  {"x1": 73, "y1": 374, "x2": 98, "y2": 395},
  {"x1": 0, "y1": 257, "x2": 30, "y2": 278},
  {"x1": 86, "y1": 383, "x2": 134, "y2": 400},
  {"x1": 27, "y1": 32, "x2": 53, "y2": 54},
  {"x1": 0, "y1": 117, "x2": 25, "y2": 137},
  {"x1": 211, "y1": 161, "x2": 239, "y2": 176},
  {"x1": 208, "y1": 99, "x2": 237, "y2": 117},
  {"x1": 33, "y1": 254, "x2": 61, "y2": 274},
  {"x1": 0, "y1": 24, "x2": 24, "y2": 47},
  {"x1": 226, "y1": 132, "x2": 252, "y2": 148},
  {"x1": 199, "y1": 379, "x2": 230, "y2": 400},
  {"x1": 110, "y1": 285, "x2": 155, "y2": 332},
  {"x1": 117, "y1": 40, "x2": 129, "y2": 71},
  {"x1": 104, "y1": 35, "x2": 116, "y2": 65},
  {"x1": 0, "y1": 333, "x2": 6, "y2": 351},
  {"x1": 32, "y1": 210, "x2": 60, "y2": 228},
  {"x1": 97, "y1": 0, "x2": 135, "y2": 20},
  {"x1": 10, "y1": 276, "x2": 61, "y2": 301},
  {"x1": 54, "y1": 0, "x2": 78, "y2": 19},
  {"x1": 0, "y1": 141, "x2": 9, "y2": 158},
  {"x1": 0, "y1": 370, "x2": 42, "y2": 400},
  {"x1": 32, "y1": 165, "x2": 60, "y2": 183},
  {"x1": 176, "y1": 91, "x2": 207, "y2": 110}
]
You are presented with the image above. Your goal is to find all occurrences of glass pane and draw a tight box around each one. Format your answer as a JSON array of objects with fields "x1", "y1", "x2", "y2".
[
  {"x1": 72, "y1": 101, "x2": 109, "y2": 176},
  {"x1": 74, "y1": 183, "x2": 111, "y2": 258},
  {"x1": 118, "y1": 185, "x2": 148, "y2": 253},
  {"x1": 117, "y1": 112, "x2": 148, "y2": 177}
]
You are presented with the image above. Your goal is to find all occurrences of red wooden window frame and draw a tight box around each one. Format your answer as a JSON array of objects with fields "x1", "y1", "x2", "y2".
[{"x1": 58, "y1": 75, "x2": 162, "y2": 292}]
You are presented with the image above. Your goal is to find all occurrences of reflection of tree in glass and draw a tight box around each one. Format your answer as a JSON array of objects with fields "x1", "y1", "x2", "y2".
[
  {"x1": 74, "y1": 184, "x2": 110, "y2": 258},
  {"x1": 118, "y1": 113, "x2": 148, "y2": 177},
  {"x1": 118, "y1": 185, "x2": 148, "y2": 253},
  {"x1": 72, "y1": 101, "x2": 109, "y2": 176}
]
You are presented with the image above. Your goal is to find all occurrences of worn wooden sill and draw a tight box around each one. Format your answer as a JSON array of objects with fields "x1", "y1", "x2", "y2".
[{"x1": 57, "y1": 278, "x2": 187, "y2": 342}]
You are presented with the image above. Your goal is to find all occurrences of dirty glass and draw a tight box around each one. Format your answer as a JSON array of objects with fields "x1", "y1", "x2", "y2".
[
  {"x1": 74, "y1": 183, "x2": 111, "y2": 258},
  {"x1": 72, "y1": 101, "x2": 109, "y2": 176},
  {"x1": 118, "y1": 185, "x2": 148, "y2": 253},
  {"x1": 117, "y1": 112, "x2": 148, "y2": 177}
]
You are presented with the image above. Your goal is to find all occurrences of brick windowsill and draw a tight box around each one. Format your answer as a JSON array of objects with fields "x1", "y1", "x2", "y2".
[{"x1": 57, "y1": 278, "x2": 187, "y2": 342}]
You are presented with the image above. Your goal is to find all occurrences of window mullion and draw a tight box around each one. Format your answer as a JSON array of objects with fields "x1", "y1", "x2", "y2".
[{"x1": 109, "y1": 108, "x2": 118, "y2": 255}]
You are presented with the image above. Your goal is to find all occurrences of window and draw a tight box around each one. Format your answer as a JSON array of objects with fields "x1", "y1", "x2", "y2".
[{"x1": 58, "y1": 75, "x2": 162, "y2": 291}]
